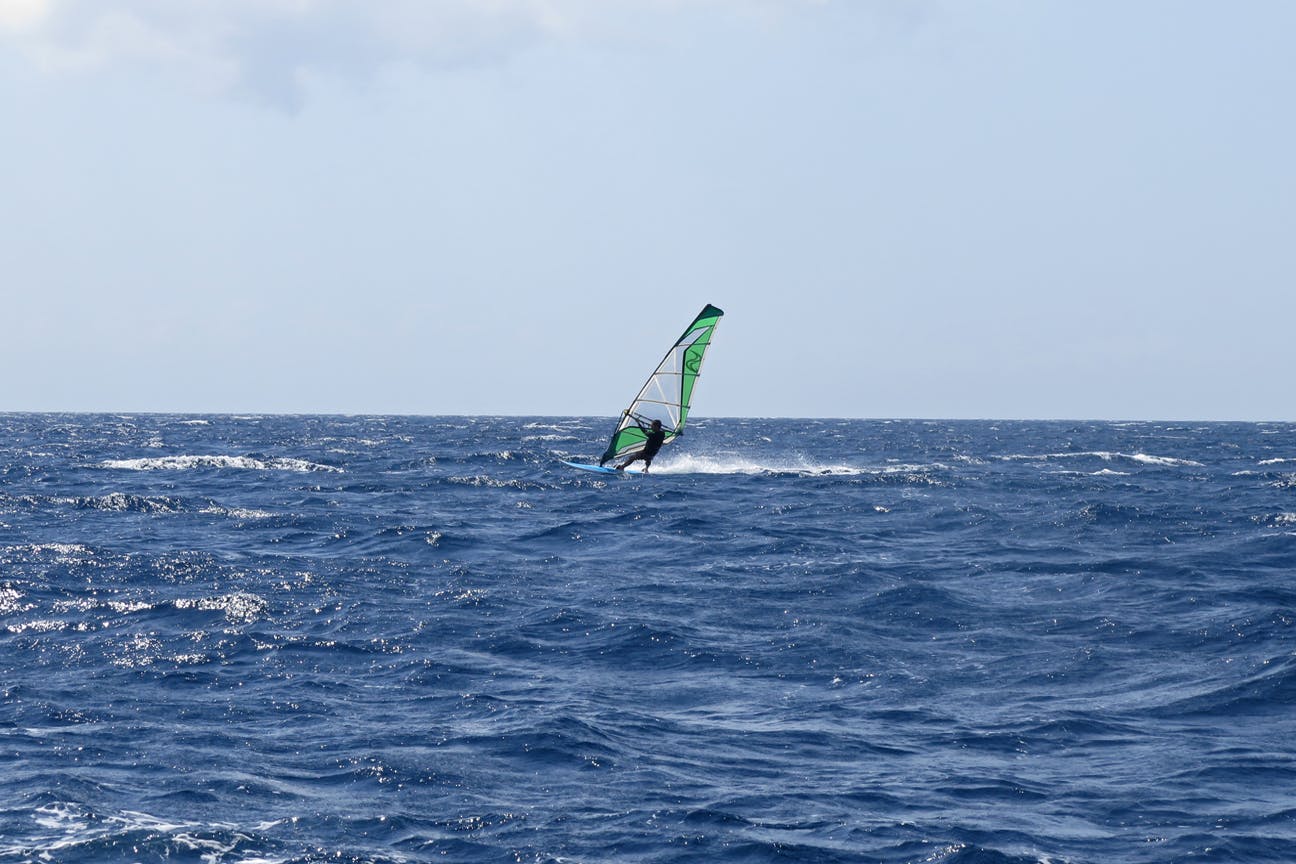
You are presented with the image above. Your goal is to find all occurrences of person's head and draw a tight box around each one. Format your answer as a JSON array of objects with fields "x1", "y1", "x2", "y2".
[{"x1": 651, "y1": 420, "x2": 662, "y2": 430}]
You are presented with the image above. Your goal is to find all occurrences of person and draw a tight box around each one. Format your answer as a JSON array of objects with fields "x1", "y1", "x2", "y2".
[{"x1": 616, "y1": 419, "x2": 667, "y2": 472}]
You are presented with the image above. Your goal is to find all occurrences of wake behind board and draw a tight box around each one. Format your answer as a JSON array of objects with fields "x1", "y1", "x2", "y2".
[{"x1": 561, "y1": 460, "x2": 644, "y2": 476}]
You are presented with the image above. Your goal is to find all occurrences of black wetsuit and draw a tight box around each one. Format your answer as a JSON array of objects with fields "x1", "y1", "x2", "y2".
[
  {"x1": 615, "y1": 424, "x2": 668, "y2": 470},
  {"x1": 641, "y1": 427, "x2": 667, "y2": 461}
]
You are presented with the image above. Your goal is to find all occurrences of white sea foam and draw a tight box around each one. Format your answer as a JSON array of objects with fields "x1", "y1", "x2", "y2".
[
  {"x1": 12, "y1": 802, "x2": 292, "y2": 864},
  {"x1": 651, "y1": 454, "x2": 863, "y2": 475},
  {"x1": 1127, "y1": 452, "x2": 1204, "y2": 467},
  {"x1": 524, "y1": 421, "x2": 591, "y2": 432},
  {"x1": 93, "y1": 492, "x2": 182, "y2": 512},
  {"x1": 1259, "y1": 458, "x2": 1294, "y2": 465},
  {"x1": 650, "y1": 454, "x2": 942, "y2": 477},
  {"x1": 33, "y1": 801, "x2": 90, "y2": 832},
  {"x1": 102, "y1": 455, "x2": 342, "y2": 473},
  {"x1": 997, "y1": 451, "x2": 1203, "y2": 468},
  {"x1": 199, "y1": 504, "x2": 275, "y2": 519}
]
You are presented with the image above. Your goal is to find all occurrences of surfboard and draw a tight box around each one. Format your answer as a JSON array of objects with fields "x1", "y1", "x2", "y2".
[{"x1": 561, "y1": 460, "x2": 644, "y2": 476}]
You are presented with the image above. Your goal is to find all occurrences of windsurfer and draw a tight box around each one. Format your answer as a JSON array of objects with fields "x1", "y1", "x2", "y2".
[{"x1": 616, "y1": 419, "x2": 667, "y2": 472}]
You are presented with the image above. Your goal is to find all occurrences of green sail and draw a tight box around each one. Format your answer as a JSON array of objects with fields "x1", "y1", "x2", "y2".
[{"x1": 599, "y1": 304, "x2": 724, "y2": 465}]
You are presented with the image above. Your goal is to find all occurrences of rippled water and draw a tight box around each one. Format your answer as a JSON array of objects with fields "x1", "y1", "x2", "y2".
[{"x1": 2, "y1": 414, "x2": 1295, "y2": 863}]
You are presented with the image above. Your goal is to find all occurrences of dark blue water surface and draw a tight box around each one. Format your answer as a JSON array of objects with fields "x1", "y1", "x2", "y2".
[{"x1": 2, "y1": 414, "x2": 1295, "y2": 863}]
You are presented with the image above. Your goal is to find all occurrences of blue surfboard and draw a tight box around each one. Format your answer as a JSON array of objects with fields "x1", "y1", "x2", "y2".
[{"x1": 561, "y1": 460, "x2": 644, "y2": 476}]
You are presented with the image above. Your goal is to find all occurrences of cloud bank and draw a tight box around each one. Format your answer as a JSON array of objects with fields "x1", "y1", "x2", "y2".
[{"x1": 0, "y1": 0, "x2": 824, "y2": 109}]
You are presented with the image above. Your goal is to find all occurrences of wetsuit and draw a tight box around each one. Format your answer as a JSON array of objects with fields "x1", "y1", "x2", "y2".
[
  {"x1": 640, "y1": 427, "x2": 667, "y2": 461},
  {"x1": 618, "y1": 424, "x2": 667, "y2": 470}
]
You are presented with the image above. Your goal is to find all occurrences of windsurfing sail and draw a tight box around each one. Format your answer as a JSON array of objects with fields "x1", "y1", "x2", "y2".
[{"x1": 598, "y1": 304, "x2": 724, "y2": 465}]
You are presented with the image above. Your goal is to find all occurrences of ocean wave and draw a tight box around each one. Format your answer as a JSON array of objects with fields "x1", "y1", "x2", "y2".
[
  {"x1": 1128, "y1": 452, "x2": 1205, "y2": 467},
  {"x1": 5, "y1": 414, "x2": 1296, "y2": 864},
  {"x1": 447, "y1": 474, "x2": 546, "y2": 490},
  {"x1": 198, "y1": 504, "x2": 276, "y2": 519},
  {"x1": 174, "y1": 592, "x2": 268, "y2": 624},
  {"x1": 1151, "y1": 656, "x2": 1296, "y2": 718},
  {"x1": 77, "y1": 492, "x2": 184, "y2": 513},
  {"x1": 1, "y1": 543, "x2": 97, "y2": 565},
  {"x1": 1, "y1": 493, "x2": 186, "y2": 514},
  {"x1": 5, "y1": 617, "x2": 67, "y2": 634},
  {"x1": 4, "y1": 803, "x2": 283, "y2": 864},
  {"x1": 101, "y1": 455, "x2": 342, "y2": 472},
  {"x1": 996, "y1": 450, "x2": 1204, "y2": 467},
  {"x1": 3, "y1": 493, "x2": 284, "y2": 520}
]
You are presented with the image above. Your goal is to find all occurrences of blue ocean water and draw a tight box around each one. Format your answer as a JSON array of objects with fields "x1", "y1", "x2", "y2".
[{"x1": 2, "y1": 414, "x2": 1295, "y2": 864}]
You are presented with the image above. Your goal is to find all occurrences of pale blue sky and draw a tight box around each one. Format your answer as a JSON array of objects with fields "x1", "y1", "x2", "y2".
[{"x1": 3, "y1": 1, "x2": 1293, "y2": 419}]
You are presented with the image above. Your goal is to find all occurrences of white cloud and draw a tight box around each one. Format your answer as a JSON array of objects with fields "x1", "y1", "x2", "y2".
[
  {"x1": 0, "y1": 0, "x2": 51, "y2": 32},
  {"x1": 0, "y1": 0, "x2": 828, "y2": 109}
]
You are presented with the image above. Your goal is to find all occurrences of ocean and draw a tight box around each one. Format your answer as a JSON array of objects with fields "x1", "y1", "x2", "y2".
[{"x1": 2, "y1": 414, "x2": 1294, "y2": 863}]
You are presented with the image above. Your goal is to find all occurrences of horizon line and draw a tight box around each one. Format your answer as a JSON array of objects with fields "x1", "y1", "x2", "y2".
[{"x1": 1, "y1": 410, "x2": 1292, "y2": 424}]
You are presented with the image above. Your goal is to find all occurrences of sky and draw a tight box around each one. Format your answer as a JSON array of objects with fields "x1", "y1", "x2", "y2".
[{"x1": 2, "y1": 0, "x2": 1293, "y2": 420}]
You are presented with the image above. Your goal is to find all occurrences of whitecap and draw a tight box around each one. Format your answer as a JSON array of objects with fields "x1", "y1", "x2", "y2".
[
  {"x1": 198, "y1": 504, "x2": 274, "y2": 519},
  {"x1": 102, "y1": 455, "x2": 342, "y2": 473},
  {"x1": 996, "y1": 451, "x2": 1203, "y2": 467},
  {"x1": 1127, "y1": 452, "x2": 1204, "y2": 467},
  {"x1": 32, "y1": 801, "x2": 90, "y2": 832},
  {"x1": 87, "y1": 492, "x2": 182, "y2": 513}
]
